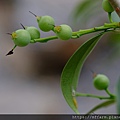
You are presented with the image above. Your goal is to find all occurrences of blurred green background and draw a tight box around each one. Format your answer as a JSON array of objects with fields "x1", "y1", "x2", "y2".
[{"x1": 0, "y1": 0, "x2": 120, "y2": 114}]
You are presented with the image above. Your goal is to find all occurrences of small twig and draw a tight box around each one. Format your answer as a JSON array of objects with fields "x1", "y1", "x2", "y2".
[
  {"x1": 30, "y1": 22, "x2": 120, "y2": 43},
  {"x1": 75, "y1": 92, "x2": 114, "y2": 100}
]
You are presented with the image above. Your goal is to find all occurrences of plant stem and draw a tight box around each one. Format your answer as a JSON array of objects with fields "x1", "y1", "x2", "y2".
[
  {"x1": 30, "y1": 22, "x2": 120, "y2": 43},
  {"x1": 105, "y1": 88, "x2": 116, "y2": 98},
  {"x1": 30, "y1": 36, "x2": 58, "y2": 43},
  {"x1": 72, "y1": 26, "x2": 112, "y2": 37},
  {"x1": 75, "y1": 92, "x2": 114, "y2": 100},
  {"x1": 108, "y1": 12, "x2": 113, "y2": 23}
]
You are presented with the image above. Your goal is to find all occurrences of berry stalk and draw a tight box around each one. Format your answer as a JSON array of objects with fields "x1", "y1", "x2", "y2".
[{"x1": 75, "y1": 92, "x2": 114, "y2": 100}]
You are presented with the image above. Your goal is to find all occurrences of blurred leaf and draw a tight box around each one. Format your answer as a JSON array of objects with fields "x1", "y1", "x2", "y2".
[
  {"x1": 61, "y1": 32, "x2": 104, "y2": 113},
  {"x1": 72, "y1": 0, "x2": 101, "y2": 25},
  {"x1": 104, "y1": 32, "x2": 120, "y2": 63}
]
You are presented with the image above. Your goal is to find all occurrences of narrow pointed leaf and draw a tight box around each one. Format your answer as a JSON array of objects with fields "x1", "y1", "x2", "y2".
[
  {"x1": 61, "y1": 32, "x2": 104, "y2": 113},
  {"x1": 87, "y1": 99, "x2": 115, "y2": 114}
]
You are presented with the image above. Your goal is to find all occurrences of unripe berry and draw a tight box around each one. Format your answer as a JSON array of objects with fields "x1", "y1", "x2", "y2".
[
  {"x1": 12, "y1": 29, "x2": 31, "y2": 47},
  {"x1": 37, "y1": 16, "x2": 55, "y2": 32},
  {"x1": 102, "y1": 0, "x2": 114, "y2": 13},
  {"x1": 29, "y1": 11, "x2": 55, "y2": 32},
  {"x1": 25, "y1": 26, "x2": 40, "y2": 40},
  {"x1": 53, "y1": 24, "x2": 72, "y2": 40},
  {"x1": 93, "y1": 74, "x2": 110, "y2": 90}
]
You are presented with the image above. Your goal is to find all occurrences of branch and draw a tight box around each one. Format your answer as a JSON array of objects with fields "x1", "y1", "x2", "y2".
[
  {"x1": 30, "y1": 22, "x2": 120, "y2": 43},
  {"x1": 108, "y1": 0, "x2": 120, "y2": 17}
]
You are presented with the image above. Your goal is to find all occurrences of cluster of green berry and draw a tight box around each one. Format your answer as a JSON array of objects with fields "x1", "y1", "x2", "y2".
[
  {"x1": 6, "y1": 0, "x2": 114, "y2": 56},
  {"x1": 6, "y1": 11, "x2": 72, "y2": 55}
]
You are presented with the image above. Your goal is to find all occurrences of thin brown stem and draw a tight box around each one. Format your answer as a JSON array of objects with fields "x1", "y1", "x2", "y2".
[{"x1": 108, "y1": 0, "x2": 120, "y2": 17}]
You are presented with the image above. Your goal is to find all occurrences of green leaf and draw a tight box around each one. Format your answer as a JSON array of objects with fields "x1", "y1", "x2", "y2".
[
  {"x1": 116, "y1": 78, "x2": 120, "y2": 113},
  {"x1": 61, "y1": 32, "x2": 104, "y2": 114},
  {"x1": 87, "y1": 99, "x2": 115, "y2": 114}
]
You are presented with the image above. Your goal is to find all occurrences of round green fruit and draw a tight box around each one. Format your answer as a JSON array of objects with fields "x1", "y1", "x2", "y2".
[
  {"x1": 93, "y1": 74, "x2": 110, "y2": 90},
  {"x1": 12, "y1": 29, "x2": 31, "y2": 47},
  {"x1": 53, "y1": 24, "x2": 72, "y2": 40},
  {"x1": 37, "y1": 16, "x2": 55, "y2": 32},
  {"x1": 26, "y1": 26, "x2": 40, "y2": 40},
  {"x1": 102, "y1": 0, "x2": 114, "y2": 13}
]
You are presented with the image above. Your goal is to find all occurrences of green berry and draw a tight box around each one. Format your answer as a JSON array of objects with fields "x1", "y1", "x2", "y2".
[
  {"x1": 102, "y1": 0, "x2": 114, "y2": 13},
  {"x1": 12, "y1": 29, "x2": 31, "y2": 47},
  {"x1": 37, "y1": 16, "x2": 55, "y2": 32},
  {"x1": 29, "y1": 11, "x2": 55, "y2": 32},
  {"x1": 93, "y1": 74, "x2": 110, "y2": 90},
  {"x1": 25, "y1": 26, "x2": 40, "y2": 40},
  {"x1": 53, "y1": 24, "x2": 72, "y2": 40}
]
